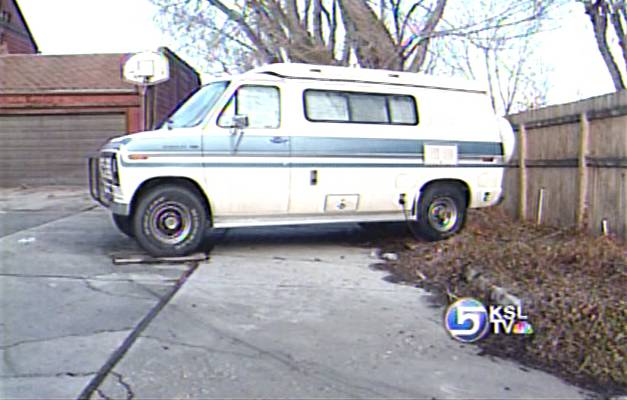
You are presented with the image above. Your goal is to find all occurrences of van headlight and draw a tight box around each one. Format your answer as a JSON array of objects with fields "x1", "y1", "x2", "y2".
[{"x1": 110, "y1": 155, "x2": 120, "y2": 185}]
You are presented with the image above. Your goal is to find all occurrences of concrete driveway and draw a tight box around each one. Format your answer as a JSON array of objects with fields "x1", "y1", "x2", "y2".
[
  {"x1": 0, "y1": 187, "x2": 590, "y2": 399},
  {"x1": 0, "y1": 187, "x2": 195, "y2": 398}
]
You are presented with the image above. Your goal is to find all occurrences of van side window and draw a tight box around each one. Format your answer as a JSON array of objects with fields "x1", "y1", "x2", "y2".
[
  {"x1": 349, "y1": 94, "x2": 388, "y2": 123},
  {"x1": 389, "y1": 95, "x2": 417, "y2": 124},
  {"x1": 304, "y1": 91, "x2": 349, "y2": 122},
  {"x1": 304, "y1": 89, "x2": 417, "y2": 125},
  {"x1": 218, "y1": 85, "x2": 280, "y2": 128}
]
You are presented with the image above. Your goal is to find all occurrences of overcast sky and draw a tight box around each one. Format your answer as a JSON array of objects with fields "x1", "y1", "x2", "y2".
[{"x1": 17, "y1": 0, "x2": 617, "y2": 105}]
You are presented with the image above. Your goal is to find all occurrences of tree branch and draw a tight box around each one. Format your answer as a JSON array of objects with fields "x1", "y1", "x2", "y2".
[
  {"x1": 204, "y1": 0, "x2": 274, "y2": 62},
  {"x1": 407, "y1": 0, "x2": 447, "y2": 72},
  {"x1": 608, "y1": 0, "x2": 627, "y2": 72},
  {"x1": 585, "y1": 0, "x2": 626, "y2": 90}
]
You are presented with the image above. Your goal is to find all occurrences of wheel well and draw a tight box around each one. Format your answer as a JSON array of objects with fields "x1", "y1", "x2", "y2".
[
  {"x1": 416, "y1": 179, "x2": 470, "y2": 211},
  {"x1": 130, "y1": 177, "x2": 212, "y2": 222}
]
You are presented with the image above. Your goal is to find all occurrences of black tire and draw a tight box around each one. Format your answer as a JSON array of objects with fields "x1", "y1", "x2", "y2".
[
  {"x1": 112, "y1": 214, "x2": 134, "y2": 237},
  {"x1": 133, "y1": 184, "x2": 208, "y2": 257},
  {"x1": 415, "y1": 183, "x2": 467, "y2": 241}
]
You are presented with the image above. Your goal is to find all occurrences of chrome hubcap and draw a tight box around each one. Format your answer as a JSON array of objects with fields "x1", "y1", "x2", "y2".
[
  {"x1": 149, "y1": 201, "x2": 192, "y2": 245},
  {"x1": 427, "y1": 197, "x2": 458, "y2": 232},
  {"x1": 163, "y1": 215, "x2": 179, "y2": 230}
]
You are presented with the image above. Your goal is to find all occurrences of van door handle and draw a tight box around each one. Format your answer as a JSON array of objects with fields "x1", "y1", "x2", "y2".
[{"x1": 270, "y1": 136, "x2": 288, "y2": 144}]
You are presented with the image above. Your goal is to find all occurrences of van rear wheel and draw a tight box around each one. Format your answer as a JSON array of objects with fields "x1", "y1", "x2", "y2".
[
  {"x1": 133, "y1": 184, "x2": 207, "y2": 257},
  {"x1": 415, "y1": 184, "x2": 467, "y2": 241}
]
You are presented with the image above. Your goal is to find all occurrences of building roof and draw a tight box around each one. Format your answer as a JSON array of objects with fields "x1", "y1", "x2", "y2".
[
  {"x1": 0, "y1": 0, "x2": 39, "y2": 54},
  {"x1": 12, "y1": 0, "x2": 39, "y2": 53},
  {"x1": 0, "y1": 53, "x2": 137, "y2": 94}
]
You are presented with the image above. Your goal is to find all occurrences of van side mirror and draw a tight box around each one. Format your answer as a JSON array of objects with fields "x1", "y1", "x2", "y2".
[
  {"x1": 230, "y1": 114, "x2": 248, "y2": 153},
  {"x1": 232, "y1": 114, "x2": 249, "y2": 129}
]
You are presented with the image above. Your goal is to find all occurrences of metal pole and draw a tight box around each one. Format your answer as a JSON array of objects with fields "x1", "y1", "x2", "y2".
[
  {"x1": 536, "y1": 188, "x2": 545, "y2": 225},
  {"x1": 151, "y1": 84, "x2": 158, "y2": 130},
  {"x1": 602, "y1": 219, "x2": 609, "y2": 236},
  {"x1": 139, "y1": 84, "x2": 147, "y2": 132},
  {"x1": 140, "y1": 77, "x2": 150, "y2": 131}
]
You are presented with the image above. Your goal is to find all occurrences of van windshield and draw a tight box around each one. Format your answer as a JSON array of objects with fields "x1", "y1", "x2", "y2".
[{"x1": 164, "y1": 81, "x2": 229, "y2": 129}]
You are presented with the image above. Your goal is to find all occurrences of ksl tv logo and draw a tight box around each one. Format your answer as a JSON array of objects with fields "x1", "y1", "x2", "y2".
[{"x1": 444, "y1": 298, "x2": 534, "y2": 343}]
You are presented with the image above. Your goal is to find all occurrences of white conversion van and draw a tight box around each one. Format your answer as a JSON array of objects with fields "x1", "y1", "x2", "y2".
[{"x1": 89, "y1": 63, "x2": 515, "y2": 257}]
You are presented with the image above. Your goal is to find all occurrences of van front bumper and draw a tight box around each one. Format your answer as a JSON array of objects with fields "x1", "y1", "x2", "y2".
[
  {"x1": 88, "y1": 157, "x2": 131, "y2": 216},
  {"x1": 109, "y1": 202, "x2": 131, "y2": 216}
]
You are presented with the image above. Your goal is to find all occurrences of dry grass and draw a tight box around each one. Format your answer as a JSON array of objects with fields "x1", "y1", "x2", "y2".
[{"x1": 377, "y1": 207, "x2": 626, "y2": 395}]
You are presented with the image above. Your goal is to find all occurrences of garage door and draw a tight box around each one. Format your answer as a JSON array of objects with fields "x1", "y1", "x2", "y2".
[{"x1": 0, "y1": 113, "x2": 126, "y2": 187}]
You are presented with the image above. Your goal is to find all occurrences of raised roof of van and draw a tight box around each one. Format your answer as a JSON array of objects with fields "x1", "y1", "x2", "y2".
[{"x1": 244, "y1": 63, "x2": 487, "y2": 93}]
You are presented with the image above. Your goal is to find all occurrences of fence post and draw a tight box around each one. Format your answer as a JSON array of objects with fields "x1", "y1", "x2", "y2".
[
  {"x1": 518, "y1": 124, "x2": 527, "y2": 220},
  {"x1": 577, "y1": 113, "x2": 589, "y2": 228}
]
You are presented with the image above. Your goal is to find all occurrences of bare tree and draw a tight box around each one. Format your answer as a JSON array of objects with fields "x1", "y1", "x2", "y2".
[
  {"x1": 151, "y1": 0, "x2": 446, "y2": 72},
  {"x1": 582, "y1": 0, "x2": 627, "y2": 90},
  {"x1": 151, "y1": 0, "x2": 556, "y2": 75},
  {"x1": 429, "y1": 0, "x2": 560, "y2": 114}
]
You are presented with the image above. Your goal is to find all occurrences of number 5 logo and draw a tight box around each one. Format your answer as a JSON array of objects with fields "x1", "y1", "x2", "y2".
[{"x1": 444, "y1": 298, "x2": 489, "y2": 343}]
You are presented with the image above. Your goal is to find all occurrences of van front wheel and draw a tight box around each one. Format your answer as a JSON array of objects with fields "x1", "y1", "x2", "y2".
[
  {"x1": 133, "y1": 184, "x2": 207, "y2": 257},
  {"x1": 415, "y1": 184, "x2": 466, "y2": 241}
]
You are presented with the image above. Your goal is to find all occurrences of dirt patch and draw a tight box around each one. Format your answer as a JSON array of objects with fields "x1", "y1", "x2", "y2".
[{"x1": 372, "y1": 207, "x2": 626, "y2": 397}]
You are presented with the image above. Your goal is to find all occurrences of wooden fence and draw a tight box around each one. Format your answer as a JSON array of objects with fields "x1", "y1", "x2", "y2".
[{"x1": 504, "y1": 91, "x2": 627, "y2": 240}]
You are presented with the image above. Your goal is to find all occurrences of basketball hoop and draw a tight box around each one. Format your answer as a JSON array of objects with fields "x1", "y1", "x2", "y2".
[{"x1": 122, "y1": 51, "x2": 170, "y2": 131}]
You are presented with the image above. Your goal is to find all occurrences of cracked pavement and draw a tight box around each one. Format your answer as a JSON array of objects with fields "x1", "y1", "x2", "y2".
[
  {"x1": 0, "y1": 187, "x2": 192, "y2": 399},
  {"x1": 94, "y1": 226, "x2": 590, "y2": 399},
  {"x1": 1, "y1": 187, "x2": 591, "y2": 399}
]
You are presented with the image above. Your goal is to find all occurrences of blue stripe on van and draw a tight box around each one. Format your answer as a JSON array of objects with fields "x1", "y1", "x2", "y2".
[
  {"x1": 290, "y1": 137, "x2": 502, "y2": 157},
  {"x1": 125, "y1": 136, "x2": 502, "y2": 157},
  {"x1": 120, "y1": 161, "x2": 506, "y2": 168}
]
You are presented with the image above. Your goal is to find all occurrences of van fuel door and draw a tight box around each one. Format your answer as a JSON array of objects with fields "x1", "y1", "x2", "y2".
[{"x1": 324, "y1": 195, "x2": 359, "y2": 212}]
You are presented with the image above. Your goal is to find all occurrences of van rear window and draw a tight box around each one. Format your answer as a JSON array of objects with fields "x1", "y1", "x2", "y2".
[{"x1": 304, "y1": 90, "x2": 418, "y2": 125}]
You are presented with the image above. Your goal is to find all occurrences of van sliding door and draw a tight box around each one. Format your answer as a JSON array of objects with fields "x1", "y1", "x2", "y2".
[{"x1": 289, "y1": 88, "x2": 419, "y2": 218}]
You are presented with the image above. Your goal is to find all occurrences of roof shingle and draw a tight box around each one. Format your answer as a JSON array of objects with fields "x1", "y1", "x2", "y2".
[{"x1": 0, "y1": 53, "x2": 137, "y2": 93}]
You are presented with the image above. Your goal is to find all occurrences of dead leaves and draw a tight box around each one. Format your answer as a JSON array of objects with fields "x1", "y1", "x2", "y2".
[{"x1": 380, "y1": 207, "x2": 627, "y2": 390}]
